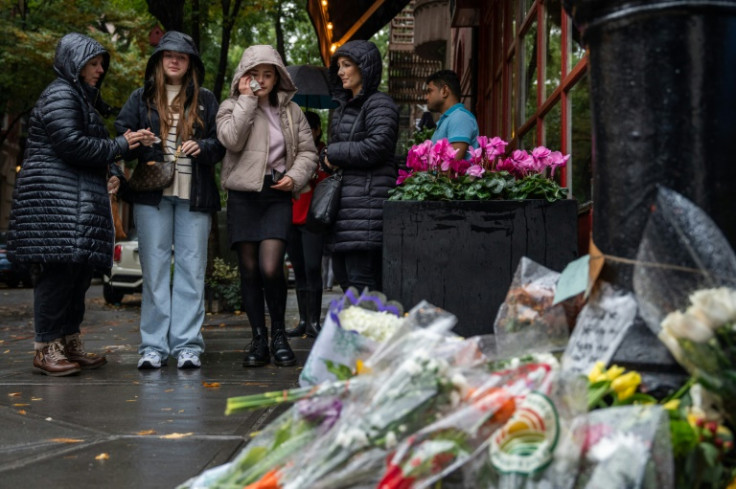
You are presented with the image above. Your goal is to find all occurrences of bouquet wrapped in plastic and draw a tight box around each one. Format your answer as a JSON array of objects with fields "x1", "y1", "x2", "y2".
[
  {"x1": 493, "y1": 257, "x2": 571, "y2": 357},
  {"x1": 633, "y1": 187, "x2": 736, "y2": 423},
  {"x1": 299, "y1": 288, "x2": 404, "y2": 387},
  {"x1": 378, "y1": 353, "x2": 563, "y2": 489}
]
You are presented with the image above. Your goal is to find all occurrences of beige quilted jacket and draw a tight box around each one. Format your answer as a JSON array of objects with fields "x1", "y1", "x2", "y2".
[{"x1": 217, "y1": 45, "x2": 317, "y2": 194}]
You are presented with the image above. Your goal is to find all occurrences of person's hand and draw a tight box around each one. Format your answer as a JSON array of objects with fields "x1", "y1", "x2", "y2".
[
  {"x1": 180, "y1": 140, "x2": 201, "y2": 157},
  {"x1": 107, "y1": 176, "x2": 120, "y2": 195},
  {"x1": 238, "y1": 75, "x2": 259, "y2": 96},
  {"x1": 123, "y1": 129, "x2": 144, "y2": 149},
  {"x1": 270, "y1": 175, "x2": 295, "y2": 192}
]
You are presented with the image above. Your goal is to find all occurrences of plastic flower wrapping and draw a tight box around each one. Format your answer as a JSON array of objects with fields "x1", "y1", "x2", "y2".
[
  {"x1": 299, "y1": 288, "x2": 405, "y2": 387},
  {"x1": 179, "y1": 188, "x2": 736, "y2": 489},
  {"x1": 633, "y1": 188, "x2": 736, "y2": 424}
]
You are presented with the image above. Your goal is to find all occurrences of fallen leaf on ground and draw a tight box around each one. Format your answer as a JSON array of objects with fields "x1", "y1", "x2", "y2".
[
  {"x1": 95, "y1": 453, "x2": 110, "y2": 460},
  {"x1": 50, "y1": 438, "x2": 83, "y2": 443},
  {"x1": 160, "y1": 432, "x2": 193, "y2": 439},
  {"x1": 13, "y1": 403, "x2": 29, "y2": 407},
  {"x1": 8, "y1": 392, "x2": 21, "y2": 397},
  {"x1": 203, "y1": 382, "x2": 221, "y2": 389},
  {"x1": 161, "y1": 407, "x2": 172, "y2": 411},
  {"x1": 126, "y1": 399, "x2": 137, "y2": 402},
  {"x1": 136, "y1": 429, "x2": 156, "y2": 436},
  {"x1": 31, "y1": 397, "x2": 42, "y2": 401},
  {"x1": 165, "y1": 389, "x2": 174, "y2": 393},
  {"x1": 17, "y1": 410, "x2": 26, "y2": 415}
]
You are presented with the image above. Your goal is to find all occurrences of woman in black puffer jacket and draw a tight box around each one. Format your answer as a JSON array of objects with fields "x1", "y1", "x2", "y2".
[
  {"x1": 321, "y1": 40, "x2": 399, "y2": 291},
  {"x1": 7, "y1": 33, "x2": 143, "y2": 377}
]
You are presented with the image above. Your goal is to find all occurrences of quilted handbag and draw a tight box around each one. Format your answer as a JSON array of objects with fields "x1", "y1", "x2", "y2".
[
  {"x1": 128, "y1": 160, "x2": 176, "y2": 192},
  {"x1": 306, "y1": 170, "x2": 342, "y2": 233}
]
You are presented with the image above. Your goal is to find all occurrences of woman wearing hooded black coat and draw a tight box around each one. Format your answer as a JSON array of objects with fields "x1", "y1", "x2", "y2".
[
  {"x1": 7, "y1": 33, "x2": 143, "y2": 376},
  {"x1": 115, "y1": 31, "x2": 225, "y2": 370},
  {"x1": 321, "y1": 40, "x2": 399, "y2": 292}
]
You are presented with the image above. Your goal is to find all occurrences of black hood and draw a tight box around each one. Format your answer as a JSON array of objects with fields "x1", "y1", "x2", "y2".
[
  {"x1": 53, "y1": 33, "x2": 110, "y2": 90},
  {"x1": 329, "y1": 40, "x2": 382, "y2": 102},
  {"x1": 144, "y1": 31, "x2": 205, "y2": 88}
]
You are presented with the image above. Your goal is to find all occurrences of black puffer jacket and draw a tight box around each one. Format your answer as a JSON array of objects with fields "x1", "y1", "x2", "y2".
[
  {"x1": 327, "y1": 40, "x2": 399, "y2": 252},
  {"x1": 115, "y1": 31, "x2": 225, "y2": 212},
  {"x1": 7, "y1": 33, "x2": 128, "y2": 269}
]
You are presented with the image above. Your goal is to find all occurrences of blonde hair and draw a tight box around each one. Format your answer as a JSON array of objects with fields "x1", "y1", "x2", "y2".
[{"x1": 148, "y1": 55, "x2": 203, "y2": 144}]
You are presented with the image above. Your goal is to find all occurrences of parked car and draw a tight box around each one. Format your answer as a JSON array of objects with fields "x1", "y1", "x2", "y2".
[
  {"x1": 103, "y1": 231, "x2": 142, "y2": 304},
  {"x1": 102, "y1": 228, "x2": 294, "y2": 304},
  {"x1": 0, "y1": 232, "x2": 36, "y2": 288}
]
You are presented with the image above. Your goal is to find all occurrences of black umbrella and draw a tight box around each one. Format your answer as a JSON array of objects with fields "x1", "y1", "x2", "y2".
[{"x1": 286, "y1": 64, "x2": 337, "y2": 109}]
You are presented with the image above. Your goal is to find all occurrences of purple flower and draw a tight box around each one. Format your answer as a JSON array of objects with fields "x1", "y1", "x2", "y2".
[
  {"x1": 430, "y1": 139, "x2": 458, "y2": 173},
  {"x1": 510, "y1": 149, "x2": 535, "y2": 177},
  {"x1": 531, "y1": 146, "x2": 552, "y2": 173},
  {"x1": 297, "y1": 397, "x2": 343, "y2": 429}
]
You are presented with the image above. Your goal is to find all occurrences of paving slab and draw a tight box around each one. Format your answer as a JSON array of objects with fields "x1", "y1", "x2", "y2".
[{"x1": 0, "y1": 283, "x2": 341, "y2": 488}]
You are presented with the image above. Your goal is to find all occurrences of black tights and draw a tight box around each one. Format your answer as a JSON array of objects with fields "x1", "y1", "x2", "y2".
[{"x1": 236, "y1": 239, "x2": 287, "y2": 330}]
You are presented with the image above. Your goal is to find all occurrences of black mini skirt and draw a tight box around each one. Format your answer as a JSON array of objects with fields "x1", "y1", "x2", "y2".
[{"x1": 227, "y1": 175, "x2": 293, "y2": 246}]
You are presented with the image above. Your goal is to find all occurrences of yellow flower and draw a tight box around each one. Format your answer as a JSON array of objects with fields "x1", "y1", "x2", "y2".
[
  {"x1": 588, "y1": 362, "x2": 606, "y2": 383},
  {"x1": 727, "y1": 474, "x2": 736, "y2": 489},
  {"x1": 662, "y1": 399, "x2": 681, "y2": 411},
  {"x1": 611, "y1": 371, "x2": 641, "y2": 400},
  {"x1": 605, "y1": 364, "x2": 626, "y2": 381},
  {"x1": 355, "y1": 359, "x2": 371, "y2": 376}
]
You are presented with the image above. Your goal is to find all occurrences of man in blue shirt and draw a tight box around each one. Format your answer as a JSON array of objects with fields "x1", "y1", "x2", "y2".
[{"x1": 425, "y1": 70, "x2": 479, "y2": 160}]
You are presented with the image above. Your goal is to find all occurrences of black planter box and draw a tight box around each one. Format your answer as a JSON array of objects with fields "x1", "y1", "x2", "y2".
[{"x1": 383, "y1": 199, "x2": 578, "y2": 337}]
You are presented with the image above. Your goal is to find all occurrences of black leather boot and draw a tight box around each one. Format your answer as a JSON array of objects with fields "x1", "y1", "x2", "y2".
[
  {"x1": 286, "y1": 289, "x2": 309, "y2": 337},
  {"x1": 305, "y1": 288, "x2": 322, "y2": 338},
  {"x1": 243, "y1": 326, "x2": 270, "y2": 367},
  {"x1": 271, "y1": 322, "x2": 297, "y2": 366}
]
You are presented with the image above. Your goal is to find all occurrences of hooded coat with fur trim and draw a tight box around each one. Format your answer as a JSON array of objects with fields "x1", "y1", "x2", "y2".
[
  {"x1": 115, "y1": 31, "x2": 225, "y2": 212},
  {"x1": 7, "y1": 33, "x2": 128, "y2": 269},
  {"x1": 217, "y1": 45, "x2": 317, "y2": 195},
  {"x1": 327, "y1": 40, "x2": 399, "y2": 253}
]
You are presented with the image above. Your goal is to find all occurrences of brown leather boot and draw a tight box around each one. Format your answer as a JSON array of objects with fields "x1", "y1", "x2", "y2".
[
  {"x1": 63, "y1": 333, "x2": 107, "y2": 369},
  {"x1": 34, "y1": 339, "x2": 81, "y2": 377}
]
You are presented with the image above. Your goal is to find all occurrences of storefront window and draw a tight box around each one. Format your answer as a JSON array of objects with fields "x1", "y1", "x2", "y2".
[
  {"x1": 570, "y1": 74, "x2": 592, "y2": 203},
  {"x1": 522, "y1": 21, "x2": 538, "y2": 122}
]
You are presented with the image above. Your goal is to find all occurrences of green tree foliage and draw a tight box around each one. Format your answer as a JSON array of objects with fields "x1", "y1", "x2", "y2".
[{"x1": 0, "y1": 0, "x2": 156, "y2": 137}]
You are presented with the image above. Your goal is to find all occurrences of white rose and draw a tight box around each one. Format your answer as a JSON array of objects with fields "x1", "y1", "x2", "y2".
[
  {"x1": 657, "y1": 329, "x2": 685, "y2": 363},
  {"x1": 689, "y1": 287, "x2": 736, "y2": 327},
  {"x1": 661, "y1": 310, "x2": 713, "y2": 342}
]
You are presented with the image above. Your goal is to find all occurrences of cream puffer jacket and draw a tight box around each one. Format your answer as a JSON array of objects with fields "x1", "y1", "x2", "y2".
[{"x1": 217, "y1": 45, "x2": 317, "y2": 194}]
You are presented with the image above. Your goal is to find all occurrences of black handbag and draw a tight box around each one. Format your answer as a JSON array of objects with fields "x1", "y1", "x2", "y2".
[
  {"x1": 128, "y1": 160, "x2": 176, "y2": 192},
  {"x1": 306, "y1": 171, "x2": 342, "y2": 233}
]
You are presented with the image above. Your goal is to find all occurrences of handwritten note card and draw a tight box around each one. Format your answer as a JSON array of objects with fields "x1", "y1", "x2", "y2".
[{"x1": 561, "y1": 282, "x2": 638, "y2": 374}]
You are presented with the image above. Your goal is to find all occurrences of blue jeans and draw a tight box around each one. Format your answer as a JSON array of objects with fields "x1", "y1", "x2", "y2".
[{"x1": 134, "y1": 197, "x2": 210, "y2": 358}]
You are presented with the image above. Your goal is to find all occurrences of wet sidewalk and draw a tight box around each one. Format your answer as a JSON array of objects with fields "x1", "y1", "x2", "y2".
[{"x1": 0, "y1": 284, "x2": 338, "y2": 488}]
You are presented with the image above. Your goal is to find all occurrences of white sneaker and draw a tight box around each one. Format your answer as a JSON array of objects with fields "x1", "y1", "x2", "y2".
[
  {"x1": 137, "y1": 351, "x2": 165, "y2": 369},
  {"x1": 177, "y1": 350, "x2": 201, "y2": 369}
]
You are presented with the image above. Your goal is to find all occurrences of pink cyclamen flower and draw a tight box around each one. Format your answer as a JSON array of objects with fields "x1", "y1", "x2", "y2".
[
  {"x1": 396, "y1": 169, "x2": 413, "y2": 185},
  {"x1": 451, "y1": 158, "x2": 470, "y2": 176},
  {"x1": 531, "y1": 146, "x2": 552, "y2": 173},
  {"x1": 431, "y1": 139, "x2": 458, "y2": 173},
  {"x1": 547, "y1": 151, "x2": 570, "y2": 176},
  {"x1": 467, "y1": 146, "x2": 484, "y2": 167},
  {"x1": 510, "y1": 149, "x2": 535, "y2": 176},
  {"x1": 496, "y1": 157, "x2": 516, "y2": 174},
  {"x1": 466, "y1": 164, "x2": 485, "y2": 178},
  {"x1": 485, "y1": 137, "x2": 509, "y2": 159}
]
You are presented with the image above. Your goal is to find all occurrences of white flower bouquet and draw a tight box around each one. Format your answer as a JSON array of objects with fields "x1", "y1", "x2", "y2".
[{"x1": 659, "y1": 287, "x2": 736, "y2": 423}]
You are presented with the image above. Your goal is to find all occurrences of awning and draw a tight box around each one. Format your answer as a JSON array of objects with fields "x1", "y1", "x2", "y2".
[{"x1": 307, "y1": 0, "x2": 412, "y2": 65}]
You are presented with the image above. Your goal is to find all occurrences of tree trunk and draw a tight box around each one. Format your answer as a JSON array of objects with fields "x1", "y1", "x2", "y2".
[
  {"x1": 146, "y1": 0, "x2": 186, "y2": 32},
  {"x1": 275, "y1": 0, "x2": 286, "y2": 64},
  {"x1": 191, "y1": 0, "x2": 201, "y2": 50},
  {"x1": 213, "y1": 0, "x2": 244, "y2": 102}
]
